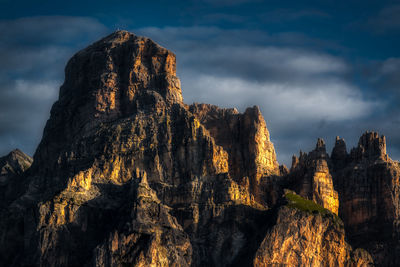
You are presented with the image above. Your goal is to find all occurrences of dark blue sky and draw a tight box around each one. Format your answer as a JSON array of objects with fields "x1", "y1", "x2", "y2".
[{"x1": 1, "y1": 0, "x2": 400, "y2": 165}]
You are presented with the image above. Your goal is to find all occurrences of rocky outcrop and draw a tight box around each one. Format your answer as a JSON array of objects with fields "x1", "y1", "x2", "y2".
[
  {"x1": 289, "y1": 138, "x2": 339, "y2": 214},
  {"x1": 332, "y1": 132, "x2": 400, "y2": 265},
  {"x1": 0, "y1": 149, "x2": 32, "y2": 177},
  {"x1": 189, "y1": 103, "x2": 280, "y2": 202},
  {"x1": 2, "y1": 30, "x2": 400, "y2": 267},
  {"x1": 0, "y1": 149, "x2": 32, "y2": 205},
  {"x1": 0, "y1": 149, "x2": 32, "y2": 266},
  {"x1": 331, "y1": 136, "x2": 348, "y2": 169},
  {"x1": 287, "y1": 131, "x2": 400, "y2": 265},
  {"x1": 189, "y1": 103, "x2": 279, "y2": 181},
  {"x1": 254, "y1": 191, "x2": 373, "y2": 266},
  {"x1": 0, "y1": 31, "x2": 279, "y2": 267}
]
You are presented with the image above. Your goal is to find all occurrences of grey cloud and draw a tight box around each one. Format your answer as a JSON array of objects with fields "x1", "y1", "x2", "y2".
[
  {"x1": 367, "y1": 58, "x2": 400, "y2": 97},
  {"x1": 137, "y1": 27, "x2": 348, "y2": 85},
  {"x1": 0, "y1": 16, "x2": 107, "y2": 46},
  {"x1": 136, "y1": 26, "x2": 387, "y2": 165},
  {"x1": 0, "y1": 16, "x2": 108, "y2": 80},
  {"x1": 0, "y1": 16, "x2": 108, "y2": 156},
  {"x1": 138, "y1": 26, "x2": 342, "y2": 50},
  {"x1": 367, "y1": 5, "x2": 400, "y2": 33}
]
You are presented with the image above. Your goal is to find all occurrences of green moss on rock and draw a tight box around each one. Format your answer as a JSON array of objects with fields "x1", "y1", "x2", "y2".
[{"x1": 284, "y1": 189, "x2": 343, "y2": 227}]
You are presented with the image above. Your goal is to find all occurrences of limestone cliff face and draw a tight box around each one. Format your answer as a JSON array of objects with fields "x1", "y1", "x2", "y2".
[
  {"x1": 189, "y1": 104, "x2": 279, "y2": 181},
  {"x1": 0, "y1": 149, "x2": 32, "y2": 206},
  {"x1": 254, "y1": 204, "x2": 372, "y2": 267},
  {"x1": 188, "y1": 103, "x2": 280, "y2": 202},
  {"x1": 287, "y1": 131, "x2": 400, "y2": 265},
  {"x1": 0, "y1": 149, "x2": 32, "y2": 266},
  {"x1": 289, "y1": 138, "x2": 339, "y2": 214},
  {"x1": 0, "y1": 149, "x2": 32, "y2": 177},
  {"x1": 32, "y1": 30, "x2": 183, "y2": 179},
  {"x1": 0, "y1": 31, "x2": 279, "y2": 267},
  {"x1": 2, "y1": 30, "x2": 399, "y2": 267},
  {"x1": 332, "y1": 132, "x2": 400, "y2": 265}
]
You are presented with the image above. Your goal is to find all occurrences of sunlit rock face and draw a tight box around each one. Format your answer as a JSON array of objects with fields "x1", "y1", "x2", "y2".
[
  {"x1": 0, "y1": 31, "x2": 283, "y2": 267},
  {"x1": 189, "y1": 103, "x2": 280, "y2": 202},
  {"x1": 254, "y1": 205, "x2": 373, "y2": 267},
  {"x1": 289, "y1": 131, "x2": 400, "y2": 265},
  {"x1": 289, "y1": 138, "x2": 339, "y2": 214},
  {"x1": 1, "y1": 30, "x2": 400, "y2": 267}
]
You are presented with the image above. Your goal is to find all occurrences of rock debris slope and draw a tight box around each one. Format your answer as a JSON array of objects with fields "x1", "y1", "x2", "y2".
[{"x1": 0, "y1": 30, "x2": 398, "y2": 266}]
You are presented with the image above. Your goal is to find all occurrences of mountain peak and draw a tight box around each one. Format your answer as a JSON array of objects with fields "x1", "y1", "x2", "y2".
[
  {"x1": 0, "y1": 149, "x2": 32, "y2": 177},
  {"x1": 351, "y1": 131, "x2": 387, "y2": 161},
  {"x1": 33, "y1": 31, "x2": 183, "y2": 169}
]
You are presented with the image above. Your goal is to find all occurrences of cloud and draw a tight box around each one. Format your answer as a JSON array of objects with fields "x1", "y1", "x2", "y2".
[
  {"x1": 175, "y1": 45, "x2": 348, "y2": 83},
  {"x1": 136, "y1": 26, "x2": 378, "y2": 119},
  {"x1": 0, "y1": 16, "x2": 108, "y2": 157},
  {"x1": 0, "y1": 16, "x2": 108, "y2": 79},
  {"x1": 181, "y1": 74, "x2": 380, "y2": 122},
  {"x1": 367, "y1": 5, "x2": 400, "y2": 33},
  {"x1": 367, "y1": 58, "x2": 400, "y2": 96},
  {"x1": 136, "y1": 26, "x2": 385, "y2": 164},
  {"x1": 0, "y1": 18, "x2": 396, "y2": 167}
]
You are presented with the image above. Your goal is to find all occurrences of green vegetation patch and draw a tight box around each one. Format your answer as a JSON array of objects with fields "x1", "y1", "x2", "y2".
[{"x1": 284, "y1": 190, "x2": 343, "y2": 227}]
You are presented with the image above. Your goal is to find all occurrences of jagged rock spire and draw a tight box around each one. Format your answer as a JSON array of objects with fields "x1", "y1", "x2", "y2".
[
  {"x1": 316, "y1": 138, "x2": 326, "y2": 151},
  {"x1": 331, "y1": 136, "x2": 347, "y2": 168},
  {"x1": 351, "y1": 131, "x2": 387, "y2": 161}
]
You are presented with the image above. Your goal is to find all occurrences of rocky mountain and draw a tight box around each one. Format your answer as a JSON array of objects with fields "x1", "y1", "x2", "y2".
[
  {"x1": 0, "y1": 149, "x2": 32, "y2": 206},
  {"x1": 0, "y1": 30, "x2": 398, "y2": 266},
  {"x1": 332, "y1": 132, "x2": 400, "y2": 265}
]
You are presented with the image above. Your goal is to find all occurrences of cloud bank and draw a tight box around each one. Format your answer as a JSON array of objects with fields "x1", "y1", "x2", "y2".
[
  {"x1": 136, "y1": 26, "x2": 385, "y2": 164},
  {"x1": 0, "y1": 16, "x2": 108, "y2": 156},
  {"x1": 1, "y1": 15, "x2": 399, "y2": 167}
]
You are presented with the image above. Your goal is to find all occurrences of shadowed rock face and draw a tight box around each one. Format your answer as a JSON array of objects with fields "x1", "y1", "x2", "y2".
[
  {"x1": 289, "y1": 131, "x2": 400, "y2": 265},
  {"x1": 0, "y1": 149, "x2": 32, "y2": 205},
  {"x1": 332, "y1": 132, "x2": 400, "y2": 265},
  {"x1": 0, "y1": 149, "x2": 32, "y2": 177},
  {"x1": 0, "y1": 30, "x2": 397, "y2": 266},
  {"x1": 0, "y1": 149, "x2": 32, "y2": 266},
  {"x1": 0, "y1": 31, "x2": 281, "y2": 267}
]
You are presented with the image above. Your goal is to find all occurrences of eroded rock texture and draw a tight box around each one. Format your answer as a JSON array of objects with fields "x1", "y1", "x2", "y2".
[
  {"x1": 0, "y1": 31, "x2": 278, "y2": 267},
  {"x1": 289, "y1": 138, "x2": 339, "y2": 214},
  {"x1": 289, "y1": 132, "x2": 400, "y2": 265},
  {"x1": 189, "y1": 103, "x2": 280, "y2": 202},
  {"x1": 1, "y1": 30, "x2": 399, "y2": 267},
  {"x1": 0, "y1": 149, "x2": 32, "y2": 266},
  {"x1": 0, "y1": 149, "x2": 32, "y2": 204},
  {"x1": 254, "y1": 205, "x2": 372, "y2": 267},
  {"x1": 332, "y1": 132, "x2": 400, "y2": 265}
]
